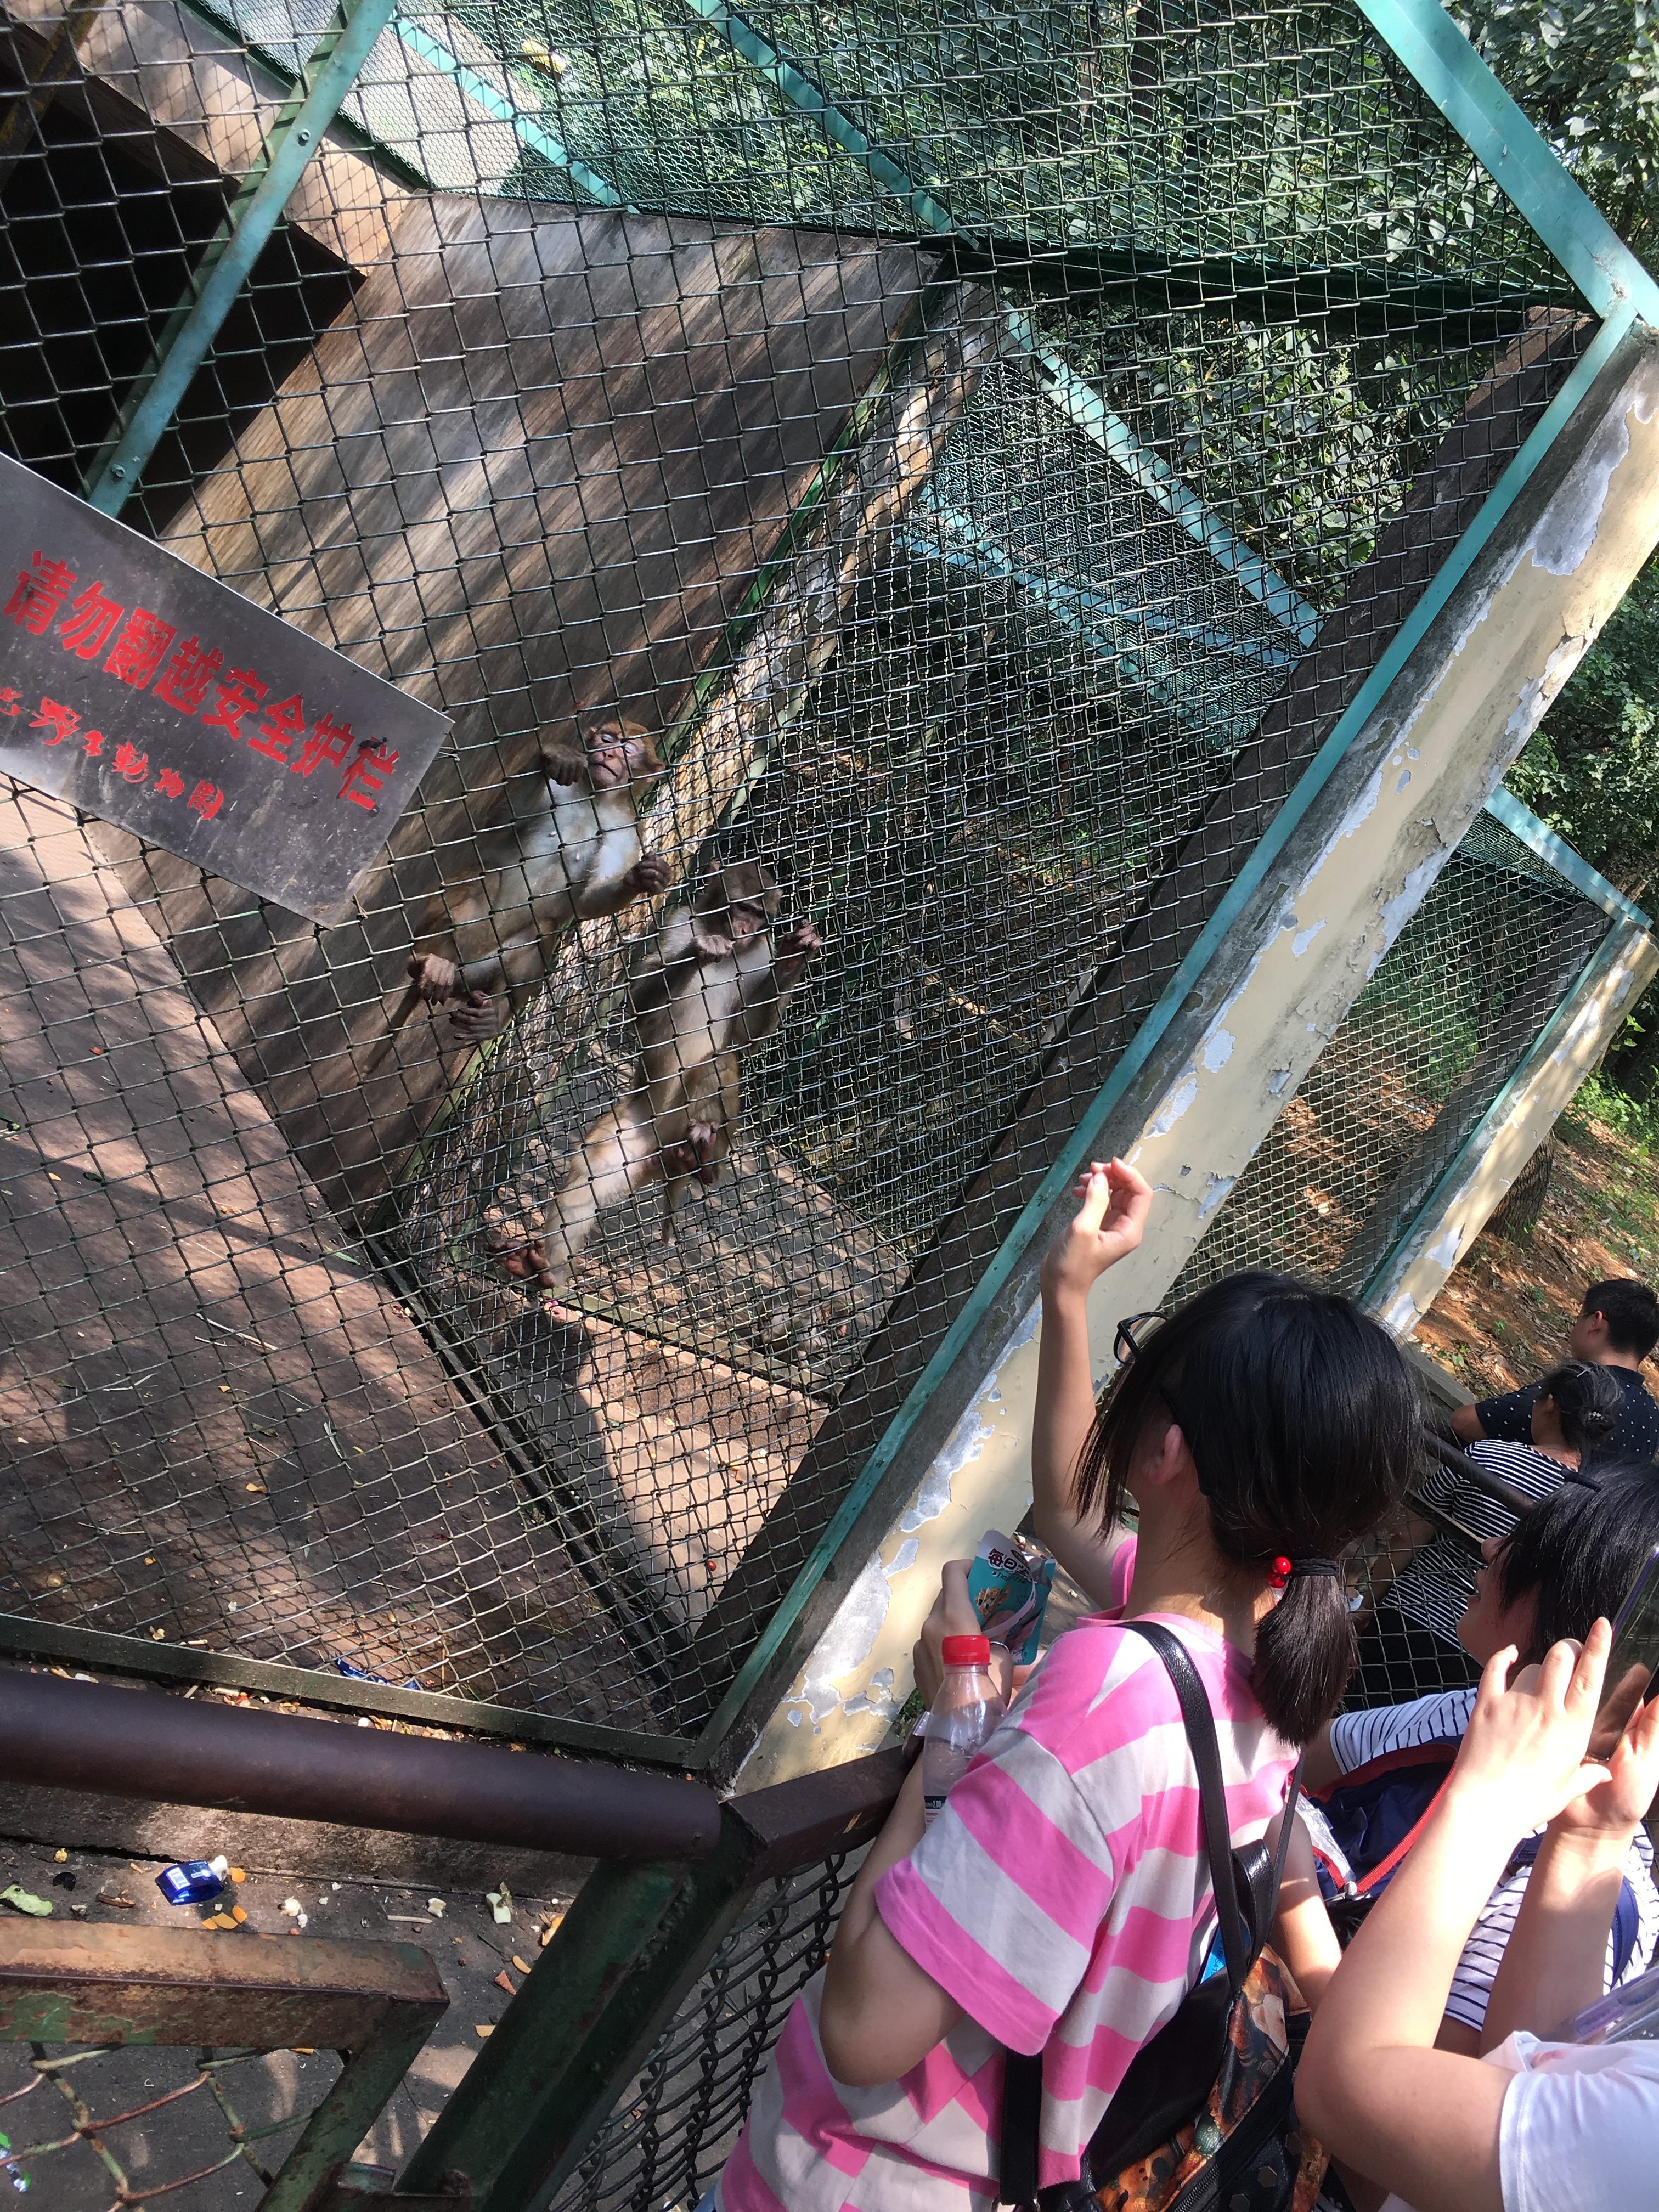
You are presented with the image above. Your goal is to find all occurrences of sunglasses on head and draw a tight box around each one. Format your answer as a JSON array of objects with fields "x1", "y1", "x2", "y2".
[{"x1": 1113, "y1": 1310, "x2": 1166, "y2": 1367}]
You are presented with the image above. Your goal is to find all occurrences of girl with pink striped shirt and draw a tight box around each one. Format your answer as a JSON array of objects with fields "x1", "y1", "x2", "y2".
[{"x1": 715, "y1": 1159, "x2": 1421, "y2": 2212}]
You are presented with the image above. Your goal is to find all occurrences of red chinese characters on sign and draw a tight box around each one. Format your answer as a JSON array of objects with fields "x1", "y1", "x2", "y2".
[
  {"x1": 248, "y1": 693, "x2": 304, "y2": 762},
  {"x1": 201, "y1": 668, "x2": 267, "y2": 742},
  {"x1": 8, "y1": 549, "x2": 406, "y2": 817},
  {"x1": 105, "y1": 610, "x2": 177, "y2": 689},
  {"x1": 60, "y1": 582, "x2": 126, "y2": 662},
  {"x1": 31, "y1": 698, "x2": 79, "y2": 746},
  {"x1": 339, "y1": 742, "x2": 400, "y2": 811},
  {"x1": 153, "y1": 635, "x2": 224, "y2": 713},
  {"x1": 4, "y1": 554, "x2": 77, "y2": 636}
]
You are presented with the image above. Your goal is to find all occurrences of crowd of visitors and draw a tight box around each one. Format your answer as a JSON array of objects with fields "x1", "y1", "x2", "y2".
[{"x1": 703, "y1": 1167, "x2": 1659, "y2": 2212}]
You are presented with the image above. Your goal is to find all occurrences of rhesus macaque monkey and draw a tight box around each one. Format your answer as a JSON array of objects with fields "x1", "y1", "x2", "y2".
[
  {"x1": 487, "y1": 861, "x2": 822, "y2": 1293},
  {"x1": 399, "y1": 721, "x2": 670, "y2": 1043}
]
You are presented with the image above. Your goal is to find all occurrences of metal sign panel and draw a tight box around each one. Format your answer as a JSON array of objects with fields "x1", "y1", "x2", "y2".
[{"x1": 0, "y1": 453, "x2": 449, "y2": 921}]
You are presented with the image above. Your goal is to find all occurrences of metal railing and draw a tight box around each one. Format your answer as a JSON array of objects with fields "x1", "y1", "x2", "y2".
[{"x1": 0, "y1": 1913, "x2": 448, "y2": 2209}]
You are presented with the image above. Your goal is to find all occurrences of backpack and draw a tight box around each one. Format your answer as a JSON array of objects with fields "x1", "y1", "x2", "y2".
[
  {"x1": 1304, "y1": 1736, "x2": 1643, "y2": 1973},
  {"x1": 997, "y1": 1620, "x2": 1324, "y2": 2212}
]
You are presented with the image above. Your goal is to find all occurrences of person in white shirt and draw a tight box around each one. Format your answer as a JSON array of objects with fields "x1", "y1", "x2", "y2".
[{"x1": 1291, "y1": 1619, "x2": 1659, "y2": 2212}]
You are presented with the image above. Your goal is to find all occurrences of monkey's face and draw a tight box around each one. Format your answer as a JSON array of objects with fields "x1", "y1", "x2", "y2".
[
  {"x1": 726, "y1": 900, "x2": 770, "y2": 944},
  {"x1": 586, "y1": 724, "x2": 665, "y2": 791}
]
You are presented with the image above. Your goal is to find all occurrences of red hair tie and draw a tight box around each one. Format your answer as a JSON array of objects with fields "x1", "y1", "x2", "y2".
[{"x1": 1267, "y1": 1555, "x2": 1293, "y2": 1589}]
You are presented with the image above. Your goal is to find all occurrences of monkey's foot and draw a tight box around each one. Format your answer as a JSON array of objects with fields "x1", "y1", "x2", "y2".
[
  {"x1": 483, "y1": 1225, "x2": 566, "y2": 1306},
  {"x1": 407, "y1": 951, "x2": 463, "y2": 1003}
]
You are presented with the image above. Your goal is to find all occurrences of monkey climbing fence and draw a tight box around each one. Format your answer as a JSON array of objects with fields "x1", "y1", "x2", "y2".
[{"x1": 0, "y1": 0, "x2": 1636, "y2": 1764}]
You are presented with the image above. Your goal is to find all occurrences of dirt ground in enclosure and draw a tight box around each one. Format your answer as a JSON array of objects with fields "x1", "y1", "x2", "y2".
[{"x1": 1412, "y1": 1098, "x2": 1659, "y2": 1405}]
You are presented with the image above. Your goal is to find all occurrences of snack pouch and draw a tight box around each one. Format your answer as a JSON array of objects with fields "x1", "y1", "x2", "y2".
[{"x1": 967, "y1": 1528, "x2": 1055, "y2": 1666}]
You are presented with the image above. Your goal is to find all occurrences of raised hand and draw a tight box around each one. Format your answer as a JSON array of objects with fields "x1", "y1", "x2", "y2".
[
  {"x1": 1448, "y1": 1623, "x2": 1614, "y2": 1839},
  {"x1": 1039, "y1": 1158, "x2": 1154, "y2": 1306},
  {"x1": 1554, "y1": 1688, "x2": 1659, "y2": 1842}
]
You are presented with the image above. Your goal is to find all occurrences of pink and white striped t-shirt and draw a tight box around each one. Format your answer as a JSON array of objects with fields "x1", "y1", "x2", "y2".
[{"x1": 716, "y1": 1611, "x2": 1295, "y2": 2212}]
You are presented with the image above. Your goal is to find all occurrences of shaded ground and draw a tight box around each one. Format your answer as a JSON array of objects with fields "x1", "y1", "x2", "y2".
[
  {"x1": 0, "y1": 788, "x2": 654, "y2": 1725},
  {"x1": 1413, "y1": 1092, "x2": 1659, "y2": 1402}
]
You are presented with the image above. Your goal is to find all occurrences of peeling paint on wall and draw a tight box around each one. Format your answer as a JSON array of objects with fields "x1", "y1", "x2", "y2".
[{"x1": 1532, "y1": 408, "x2": 1631, "y2": 577}]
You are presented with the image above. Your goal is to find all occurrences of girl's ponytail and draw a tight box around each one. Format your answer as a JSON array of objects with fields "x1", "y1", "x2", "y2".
[
  {"x1": 1249, "y1": 1565, "x2": 1357, "y2": 1746},
  {"x1": 1074, "y1": 1271, "x2": 1420, "y2": 1743},
  {"x1": 1541, "y1": 1358, "x2": 1620, "y2": 1458}
]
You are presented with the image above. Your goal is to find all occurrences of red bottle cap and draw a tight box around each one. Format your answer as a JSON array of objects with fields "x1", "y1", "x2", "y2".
[{"x1": 941, "y1": 1633, "x2": 991, "y2": 1666}]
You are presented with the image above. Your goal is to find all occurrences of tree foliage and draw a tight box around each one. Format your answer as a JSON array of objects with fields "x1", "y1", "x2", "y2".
[
  {"x1": 1507, "y1": 562, "x2": 1659, "y2": 900},
  {"x1": 1453, "y1": 0, "x2": 1659, "y2": 259}
]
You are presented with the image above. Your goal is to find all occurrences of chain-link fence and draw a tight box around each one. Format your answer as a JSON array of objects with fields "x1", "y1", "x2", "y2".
[
  {"x1": 0, "y1": 0, "x2": 1619, "y2": 1759},
  {"x1": 0, "y1": 2041, "x2": 332, "y2": 2209},
  {"x1": 1167, "y1": 805, "x2": 1610, "y2": 1310},
  {"x1": 548, "y1": 1847, "x2": 864, "y2": 2212}
]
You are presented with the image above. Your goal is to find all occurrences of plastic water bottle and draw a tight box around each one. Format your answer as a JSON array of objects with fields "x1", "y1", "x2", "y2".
[{"x1": 922, "y1": 1633, "x2": 1005, "y2": 1825}]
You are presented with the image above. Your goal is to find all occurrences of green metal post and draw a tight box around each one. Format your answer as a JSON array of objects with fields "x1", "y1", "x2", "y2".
[
  {"x1": 81, "y1": 0, "x2": 399, "y2": 516},
  {"x1": 1483, "y1": 788, "x2": 1652, "y2": 928},
  {"x1": 397, "y1": 1846, "x2": 753, "y2": 2210},
  {"x1": 1353, "y1": 0, "x2": 1659, "y2": 328}
]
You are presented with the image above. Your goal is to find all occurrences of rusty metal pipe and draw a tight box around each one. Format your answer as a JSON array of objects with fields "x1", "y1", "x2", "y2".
[{"x1": 0, "y1": 1671, "x2": 723, "y2": 1861}]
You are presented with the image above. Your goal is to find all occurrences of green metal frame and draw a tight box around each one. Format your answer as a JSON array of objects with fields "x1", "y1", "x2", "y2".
[
  {"x1": 678, "y1": 0, "x2": 1321, "y2": 644},
  {"x1": 1359, "y1": 913, "x2": 1655, "y2": 1314},
  {"x1": 1484, "y1": 787, "x2": 1652, "y2": 929},
  {"x1": 82, "y1": 0, "x2": 400, "y2": 515}
]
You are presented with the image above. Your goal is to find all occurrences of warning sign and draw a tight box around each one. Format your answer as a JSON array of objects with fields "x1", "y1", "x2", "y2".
[{"x1": 0, "y1": 452, "x2": 450, "y2": 921}]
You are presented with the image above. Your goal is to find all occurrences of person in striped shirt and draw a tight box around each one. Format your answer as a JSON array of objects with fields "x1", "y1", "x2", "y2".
[
  {"x1": 1271, "y1": 1463, "x2": 1659, "y2": 2068},
  {"x1": 712, "y1": 1160, "x2": 1421, "y2": 2212},
  {"x1": 1351, "y1": 1359, "x2": 1621, "y2": 1703}
]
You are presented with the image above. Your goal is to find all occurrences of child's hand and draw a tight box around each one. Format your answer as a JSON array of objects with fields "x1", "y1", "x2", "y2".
[
  {"x1": 1552, "y1": 1691, "x2": 1659, "y2": 1844},
  {"x1": 1447, "y1": 1624, "x2": 1613, "y2": 1839},
  {"x1": 1039, "y1": 1159, "x2": 1153, "y2": 1306},
  {"x1": 912, "y1": 1560, "x2": 983, "y2": 1708}
]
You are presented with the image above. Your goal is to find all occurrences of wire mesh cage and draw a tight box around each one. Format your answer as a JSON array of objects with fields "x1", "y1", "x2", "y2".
[
  {"x1": 0, "y1": 2041, "x2": 334, "y2": 2209},
  {"x1": 549, "y1": 1846, "x2": 866, "y2": 2212},
  {"x1": 1166, "y1": 808, "x2": 1608, "y2": 1310},
  {"x1": 0, "y1": 0, "x2": 1620, "y2": 1753}
]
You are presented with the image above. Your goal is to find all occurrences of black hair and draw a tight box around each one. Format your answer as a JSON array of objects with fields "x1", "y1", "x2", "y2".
[
  {"x1": 1074, "y1": 1272, "x2": 1421, "y2": 1743},
  {"x1": 1497, "y1": 1460, "x2": 1659, "y2": 1659},
  {"x1": 1536, "y1": 1358, "x2": 1621, "y2": 1457},
  {"x1": 1581, "y1": 1277, "x2": 1659, "y2": 1359}
]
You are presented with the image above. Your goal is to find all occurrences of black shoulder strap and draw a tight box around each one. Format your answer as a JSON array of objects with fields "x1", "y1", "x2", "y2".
[
  {"x1": 997, "y1": 1620, "x2": 1306, "y2": 2207},
  {"x1": 1122, "y1": 1619, "x2": 1247, "y2": 1989}
]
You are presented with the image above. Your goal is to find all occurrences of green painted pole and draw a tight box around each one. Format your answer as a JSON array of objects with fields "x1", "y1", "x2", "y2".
[
  {"x1": 1483, "y1": 787, "x2": 1651, "y2": 929},
  {"x1": 396, "y1": 1848, "x2": 749, "y2": 2209},
  {"x1": 1353, "y1": 0, "x2": 1659, "y2": 328},
  {"x1": 82, "y1": 0, "x2": 399, "y2": 515}
]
